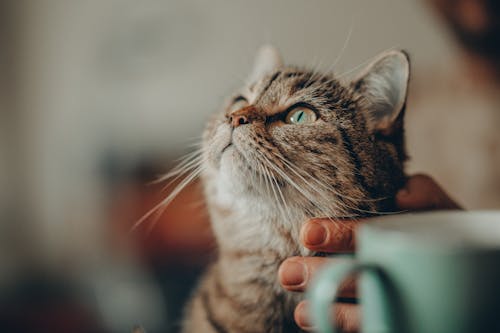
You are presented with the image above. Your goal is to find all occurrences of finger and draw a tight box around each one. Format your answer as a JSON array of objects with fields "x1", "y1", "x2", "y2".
[
  {"x1": 396, "y1": 174, "x2": 462, "y2": 211},
  {"x1": 300, "y1": 218, "x2": 361, "y2": 252},
  {"x1": 294, "y1": 300, "x2": 360, "y2": 333},
  {"x1": 278, "y1": 257, "x2": 357, "y2": 297}
]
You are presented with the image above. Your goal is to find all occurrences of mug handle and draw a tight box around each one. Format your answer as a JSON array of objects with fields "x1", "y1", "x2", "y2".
[{"x1": 307, "y1": 260, "x2": 389, "y2": 333}]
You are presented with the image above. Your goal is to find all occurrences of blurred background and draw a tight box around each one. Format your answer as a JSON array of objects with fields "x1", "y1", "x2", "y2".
[{"x1": 1, "y1": 0, "x2": 499, "y2": 332}]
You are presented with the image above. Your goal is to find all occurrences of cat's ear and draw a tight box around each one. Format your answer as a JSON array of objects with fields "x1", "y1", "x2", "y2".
[
  {"x1": 247, "y1": 45, "x2": 283, "y2": 83},
  {"x1": 352, "y1": 50, "x2": 410, "y2": 135}
]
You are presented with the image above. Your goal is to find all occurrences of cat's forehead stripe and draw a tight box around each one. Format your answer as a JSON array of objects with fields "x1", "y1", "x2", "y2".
[{"x1": 254, "y1": 71, "x2": 282, "y2": 104}]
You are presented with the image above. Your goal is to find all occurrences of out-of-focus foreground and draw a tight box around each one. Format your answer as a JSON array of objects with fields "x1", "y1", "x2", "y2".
[{"x1": 0, "y1": 1, "x2": 499, "y2": 332}]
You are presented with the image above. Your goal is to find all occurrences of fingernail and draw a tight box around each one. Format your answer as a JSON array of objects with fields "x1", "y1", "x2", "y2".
[
  {"x1": 296, "y1": 303, "x2": 314, "y2": 329},
  {"x1": 281, "y1": 261, "x2": 306, "y2": 286},
  {"x1": 304, "y1": 221, "x2": 327, "y2": 247}
]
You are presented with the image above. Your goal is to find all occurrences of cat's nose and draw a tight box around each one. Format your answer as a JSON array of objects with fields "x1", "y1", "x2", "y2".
[
  {"x1": 229, "y1": 105, "x2": 260, "y2": 128},
  {"x1": 230, "y1": 114, "x2": 249, "y2": 128}
]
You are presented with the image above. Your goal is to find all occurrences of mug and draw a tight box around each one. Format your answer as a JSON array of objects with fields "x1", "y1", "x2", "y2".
[{"x1": 307, "y1": 211, "x2": 500, "y2": 333}]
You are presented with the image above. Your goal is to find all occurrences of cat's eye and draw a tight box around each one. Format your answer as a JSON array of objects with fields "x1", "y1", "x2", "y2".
[
  {"x1": 285, "y1": 107, "x2": 317, "y2": 124},
  {"x1": 229, "y1": 96, "x2": 249, "y2": 113}
]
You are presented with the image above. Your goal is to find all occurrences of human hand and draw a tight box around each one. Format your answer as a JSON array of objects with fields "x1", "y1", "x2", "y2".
[{"x1": 278, "y1": 174, "x2": 462, "y2": 332}]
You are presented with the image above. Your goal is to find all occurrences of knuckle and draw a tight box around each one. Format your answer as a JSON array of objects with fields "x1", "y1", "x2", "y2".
[
  {"x1": 336, "y1": 221, "x2": 356, "y2": 250},
  {"x1": 335, "y1": 305, "x2": 358, "y2": 333},
  {"x1": 335, "y1": 306, "x2": 348, "y2": 328},
  {"x1": 343, "y1": 225, "x2": 355, "y2": 249},
  {"x1": 411, "y1": 174, "x2": 442, "y2": 197},
  {"x1": 412, "y1": 173, "x2": 435, "y2": 185}
]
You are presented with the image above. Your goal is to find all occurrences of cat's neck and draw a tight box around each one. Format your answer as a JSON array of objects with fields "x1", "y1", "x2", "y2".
[{"x1": 207, "y1": 187, "x2": 310, "y2": 259}]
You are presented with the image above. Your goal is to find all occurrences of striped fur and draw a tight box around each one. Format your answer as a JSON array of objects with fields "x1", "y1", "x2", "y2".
[{"x1": 182, "y1": 49, "x2": 410, "y2": 333}]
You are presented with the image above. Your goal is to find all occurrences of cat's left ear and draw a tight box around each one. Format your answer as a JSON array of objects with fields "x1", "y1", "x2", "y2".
[
  {"x1": 352, "y1": 50, "x2": 410, "y2": 135},
  {"x1": 247, "y1": 45, "x2": 283, "y2": 84}
]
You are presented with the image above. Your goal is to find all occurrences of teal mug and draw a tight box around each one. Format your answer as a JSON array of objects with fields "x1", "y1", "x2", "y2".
[{"x1": 308, "y1": 211, "x2": 500, "y2": 333}]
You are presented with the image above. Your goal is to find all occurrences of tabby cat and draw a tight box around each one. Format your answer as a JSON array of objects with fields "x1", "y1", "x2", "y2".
[{"x1": 181, "y1": 46, "x2": 410, "y2": 333}]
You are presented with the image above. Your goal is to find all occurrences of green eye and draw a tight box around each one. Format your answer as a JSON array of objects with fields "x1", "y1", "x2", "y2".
[{"x1": 285, "y1": 107, "x2": 317, "y2": 124}]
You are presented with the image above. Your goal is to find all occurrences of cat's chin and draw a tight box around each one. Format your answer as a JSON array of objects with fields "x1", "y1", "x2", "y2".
[
  {"x1": 219, "y1": 145, "x2": 250, "y2": 180},
  {"x1": 215, "y1": 145, "x2": 267, "y2": 196}
]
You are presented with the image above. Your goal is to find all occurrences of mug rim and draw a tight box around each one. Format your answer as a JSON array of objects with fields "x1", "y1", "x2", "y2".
[{"x1": 363, "y1": 210, "x2": 500, "y2": 251}]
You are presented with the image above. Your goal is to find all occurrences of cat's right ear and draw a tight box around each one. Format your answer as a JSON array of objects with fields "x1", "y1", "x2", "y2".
[
  {"x1": 352, "y1": 50, "x2": 410, "y2": 136},
  {"x1": 247, "y1": 45, "x2": 283, "y2": 84}
]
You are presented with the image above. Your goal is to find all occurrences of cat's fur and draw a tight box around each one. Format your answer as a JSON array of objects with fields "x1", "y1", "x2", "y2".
[{"x1": 181, "y1": 46, "x2": 410, "y2": 333}]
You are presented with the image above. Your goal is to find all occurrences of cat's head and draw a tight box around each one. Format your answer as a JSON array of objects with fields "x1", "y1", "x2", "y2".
[{"x1": 202, "y1": 46, "x2": 409, "y2": 218}]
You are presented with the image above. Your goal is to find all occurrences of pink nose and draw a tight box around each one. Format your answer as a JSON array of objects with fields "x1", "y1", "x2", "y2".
[{"x1": 230, "y1": 114, "x2": 249, "y2": 128}]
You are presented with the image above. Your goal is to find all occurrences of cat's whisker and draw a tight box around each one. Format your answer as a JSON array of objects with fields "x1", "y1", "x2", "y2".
[
  {"x1": 262, "y1": 162, "x2": 290, "y2": 221},
  {"x1": 298, "y1": 158, "x2": 403, "y2": 215},
  {"x1": 158, "y1": 155, "x2": 202, "y2": 184},
  {"x1": 336, "y1": 45, "x2": 399, "y2": 80},
  {"x1": 305, "y1": 54, "x2": 323, "y2": 77},
  {"x1": 131, "y1": 165, "x2": 204, "y2": 232},
  {"x1": 275, "y1": 155, "x2": 383, "y2": 217},
  {"x1": 326, "y1": 18, "x2": 355, "y2": 74},
  {"x1": 255, "y1": 161, "x2": 264, "y2": 192},
  {"x1": 171, "y1": 147, "x2": 203, "y2": 166},
  {"x1": 262, "y1": 157, "x2": 295, "y2": 227},
  {"x1": 257, "y1": 152, "x2": 340, "y2": 221},
  {"x1": 260, "y1": 161, "x2": 289, "y2": 222},
  {"x1": 291, "y1": 171, "x2": 380, "y2": 216},
  {"x1": 283, "y1": 158, "x2": 403, "y2": 216},
  {"x1": 183, "y1": 136, "x2": 204, "y2": 147},
  {"x1": 271, "y1": 155, "x2": 346, "y2": 212},
  {"x1": 336, "y1": 56, "x2": 376, "y2": 80},
  {"x1": 259, "y1": 154, "x2": 316, "y2": 203},
  {"x1": 308, "y1": 57, "x2": 327, "y2": 82},
  {"x1": 151, "y1": 149, "x2": 203, "y2": 185},
  {"x1": 277, "y1": 155, "x2": 373, "y2": 203},
  {"x1": 255, "y1": 152, "x2": 318, "y2": 239},
  {"x1": 257, "y1": 162, "x2": 273, "y2": 201},
  {"x1": 145, "y1": 202, "x2": 169, "y2": 235},
  {"x1": 134, "y1": 148, "x2": 204, "y2": 232}
]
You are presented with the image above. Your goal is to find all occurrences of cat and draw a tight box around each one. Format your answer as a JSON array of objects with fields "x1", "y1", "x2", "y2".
[{"x1": 180, "y1": 46, "x2": 410, "y2": 333}]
